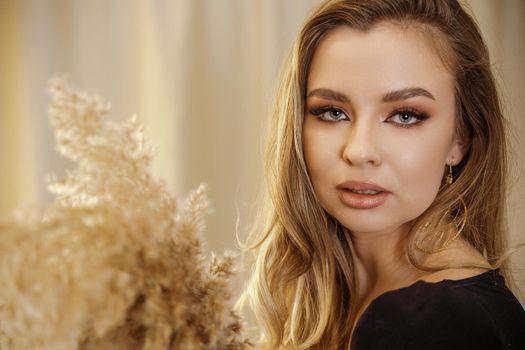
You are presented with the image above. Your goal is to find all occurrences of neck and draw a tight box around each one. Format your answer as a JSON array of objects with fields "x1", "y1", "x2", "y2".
[{"x1": 350, "y1": 223, "x2": 422, "y2": 297}]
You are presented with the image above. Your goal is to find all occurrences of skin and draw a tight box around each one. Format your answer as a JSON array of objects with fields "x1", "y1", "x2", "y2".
[{"x1": 302, "y1": 22, "x2": 489, "y2": 333}]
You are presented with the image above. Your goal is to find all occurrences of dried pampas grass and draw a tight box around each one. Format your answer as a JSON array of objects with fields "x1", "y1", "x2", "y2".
[{"x1": 0, "y1": 79, "x2": 251, "y2": 349}]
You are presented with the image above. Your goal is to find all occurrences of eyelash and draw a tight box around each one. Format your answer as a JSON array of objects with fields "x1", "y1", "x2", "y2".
[
  {"x1": 309, "y1": 106, "x2": 348, "y2": 122},
  {"x1": 388, "y1": 108, "x2": 430, "y2": 128},
  {"x1": 308, "y1": 106, "x2": 429, "y2": 128}
]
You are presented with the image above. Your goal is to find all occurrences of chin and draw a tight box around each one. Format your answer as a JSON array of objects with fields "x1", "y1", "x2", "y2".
[
  {"x1": 339, "y1": 221, "x2": 392, "y2": 235},
  {"x1": 334, "y1": 216, "x2": 409, "y2": 237}
]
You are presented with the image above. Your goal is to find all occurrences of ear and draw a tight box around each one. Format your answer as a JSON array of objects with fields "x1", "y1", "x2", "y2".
[{"x1": 446, "y1": 134, "x2": 470, "y2": 166}]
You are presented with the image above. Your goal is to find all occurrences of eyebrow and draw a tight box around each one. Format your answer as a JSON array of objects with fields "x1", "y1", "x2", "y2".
[
  {"x1": 307, "y1": 87, "x2": 435, "y2": 103},
  {"x1": 307, "y1": 88, "x2": 350, "y2": 103},
  {"x1": 382, "y1": 87, "x2": 435, "y2": 102}
]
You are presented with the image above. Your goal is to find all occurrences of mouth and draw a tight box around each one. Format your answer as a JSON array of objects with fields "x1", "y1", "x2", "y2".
[
  {"x1": 335, "y1": 181, "x2": 390, "y2": 209},
  {"x1": 341, "y1": 188, "x2": 383, "y2": 195},
  {"x1": 335, "y1": 180, "x2": 388, "y2": 193}
]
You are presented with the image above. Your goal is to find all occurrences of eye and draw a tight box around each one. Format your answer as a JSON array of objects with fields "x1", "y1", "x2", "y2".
[
  {"x1": 387, "y1": 108, "x2": 429, "y2": 127},
  {"x1": 309, "y1": 107, "x2": 349, "y2": 122}
]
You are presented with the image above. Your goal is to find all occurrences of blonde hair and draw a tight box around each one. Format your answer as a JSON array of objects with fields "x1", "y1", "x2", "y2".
[{"x1": 238, "y1": 0, "x2": 514, "y2": 348}]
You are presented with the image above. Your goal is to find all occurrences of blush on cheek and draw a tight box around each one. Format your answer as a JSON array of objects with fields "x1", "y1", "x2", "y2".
[
  {"x1": 405, "y1": 164, "x2": 444, "y2": 215},
  {"x1": 303, "y1": 130, "x2": 339, "y2": 174}
]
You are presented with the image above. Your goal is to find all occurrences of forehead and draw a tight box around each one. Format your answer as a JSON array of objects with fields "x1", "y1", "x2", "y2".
[{"x1": 307, "y1": 22, "x2": 455, "y2": 97}]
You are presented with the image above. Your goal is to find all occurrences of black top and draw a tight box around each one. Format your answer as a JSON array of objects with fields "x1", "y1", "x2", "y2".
[{"x1": 351, "y1": 269, "x2": 525, "y2": 350}]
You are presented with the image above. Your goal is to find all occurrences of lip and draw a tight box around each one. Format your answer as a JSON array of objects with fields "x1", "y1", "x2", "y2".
[
  {"x1": 335, "y1": 181, "x2": 390, "y2": 209},
  {"x1": 335, "y1": 181, "x2": 388, "y2": 192}
]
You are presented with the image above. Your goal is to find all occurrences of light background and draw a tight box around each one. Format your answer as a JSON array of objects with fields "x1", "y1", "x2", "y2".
[{"x1": 1, "y1": 0, "x2": 524, "y2": 295}]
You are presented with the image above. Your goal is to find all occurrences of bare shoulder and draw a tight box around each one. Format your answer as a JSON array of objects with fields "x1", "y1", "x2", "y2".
[
  {"x1": 421, "y1": 238, "x2": 492, "y2": 283},
  {"x1": 422, "y1": 266, "x2": 490, "y2": 283}
]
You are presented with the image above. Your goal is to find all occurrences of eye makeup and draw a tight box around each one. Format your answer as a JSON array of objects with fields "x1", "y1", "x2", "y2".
[
  {"x1": 308, "y1": 106, "x2": 349, "y2": 122},
  {"x1": 385, "y1": 107, "x2": 430, "y2": 128},
  {"x1": 307, "y1": 104, "x2": 430, "y2": 128}
]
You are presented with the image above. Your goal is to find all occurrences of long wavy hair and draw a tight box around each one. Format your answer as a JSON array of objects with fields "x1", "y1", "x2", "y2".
[{"x1": 238, "y1": 0, "x2": 513, "y2": 348}]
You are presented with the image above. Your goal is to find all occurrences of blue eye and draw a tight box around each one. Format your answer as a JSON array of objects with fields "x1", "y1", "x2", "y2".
[
  {"x1": 309, "y1": 107, "x2": 349, "y2": 122},
  {"x1": 387, "y1": 109, "x2": 429, "y2": 127}
]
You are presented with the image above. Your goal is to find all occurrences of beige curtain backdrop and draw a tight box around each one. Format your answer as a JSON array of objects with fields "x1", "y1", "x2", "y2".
[{"x1": 1, "y1": 0, "x2": 524, "y2": 293}]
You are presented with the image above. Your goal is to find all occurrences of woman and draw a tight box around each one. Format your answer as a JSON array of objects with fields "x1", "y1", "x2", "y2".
[{"x1": 238, "y1": 0, "x2": 525, "y2": 349}]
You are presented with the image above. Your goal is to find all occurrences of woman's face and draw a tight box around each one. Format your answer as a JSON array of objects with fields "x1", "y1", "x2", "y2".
[{"x1": 302, "y1": 22, "x2": 466, "y2": 236}]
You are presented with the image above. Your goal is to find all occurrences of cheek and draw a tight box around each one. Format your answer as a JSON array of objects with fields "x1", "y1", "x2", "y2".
[
  {"x1": 302, "y1": 121, "x2": 343, "y2": 184},
  {"x1": 391, "y1": 134, "x2": 450, "y2": 208},
  {"x1": 304, "y1": 140, "x2": 333, "y2": 176}
]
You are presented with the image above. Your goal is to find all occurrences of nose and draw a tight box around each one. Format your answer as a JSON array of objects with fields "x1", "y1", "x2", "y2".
[{"x1": 342, "y1": 119, "x2": 382, "y2": 166}]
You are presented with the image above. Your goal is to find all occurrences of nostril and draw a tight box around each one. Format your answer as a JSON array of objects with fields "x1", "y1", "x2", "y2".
[
  {"x1": 342, "y1": 146, "x2": 381, "y2": 166},
  {"x1": 342, "y1": 129, "x2": 381, "y2": 165}
]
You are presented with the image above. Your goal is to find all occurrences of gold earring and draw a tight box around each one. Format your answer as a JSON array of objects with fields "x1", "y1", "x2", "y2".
[
  {"x1": 446, "y1": 164, "x2": 453, "y2": 185},
  {"x1": 415, "y1": 196, "x2": 467, "y2": 254}
]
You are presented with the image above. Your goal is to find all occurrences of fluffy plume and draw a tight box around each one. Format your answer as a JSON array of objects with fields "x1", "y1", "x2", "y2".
[{"x1": 0, "y1": 78, "x2": 250, "y2": 349}]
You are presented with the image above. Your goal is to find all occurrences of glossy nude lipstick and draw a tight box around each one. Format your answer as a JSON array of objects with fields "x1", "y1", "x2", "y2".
[{"x1": 335, "y1": 181, "x2": 390, "y2": 209}]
